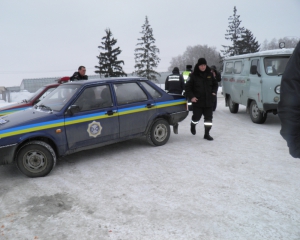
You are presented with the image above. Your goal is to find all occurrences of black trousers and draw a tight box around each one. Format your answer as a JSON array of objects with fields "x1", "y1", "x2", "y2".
[
  {"x1": 191, "y1": 105, "x2": 213, "y2": 125},
  {"x1": 213, "y1": 95, "x2": 217, "y2": 111}
]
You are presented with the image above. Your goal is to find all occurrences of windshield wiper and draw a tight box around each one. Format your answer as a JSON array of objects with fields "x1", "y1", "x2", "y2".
[
  {"x1": 22, "y1": 99, "x2": 28, "y2": 103},
  {"x1": 39, "y1": 104, "x2": 53, "y2": 112}
]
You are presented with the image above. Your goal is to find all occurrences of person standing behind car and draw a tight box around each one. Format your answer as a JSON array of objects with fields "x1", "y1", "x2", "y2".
[
  {"x1": 182, "y1": 65, "x2": 193, "y2": 85},
  {"x1": 70, "y1": 66, "x2": 88, "y2": 81},
  {"x1": 185, "y1": 58, "x2": 218, "y2": 140},
  {"x1": 278, "y1": 41, "x2": 300, "y2": 158},
  {"x1": 165, "y1": 67, "x2": 185, "y2": 94},
  {"x1": 165, "y1": 67, "x2": 185, "y2": 135},
  {"x1": 210, "y1": 65, "x2": 221, "y2": 111}
]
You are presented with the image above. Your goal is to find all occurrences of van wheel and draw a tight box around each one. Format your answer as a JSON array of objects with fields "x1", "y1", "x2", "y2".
[
  {"x1": 249, "y1": 101, "x2": 267, "y2": 124},
  {"x1": 147, "y1": 119, "x2": 170, "y2": 146},
  {"x1": 227, "y1": 96, "x2": 239, "y2": 113},
  {"x1": 16, "y1": 141, "x2": 56, "y2": 178}
]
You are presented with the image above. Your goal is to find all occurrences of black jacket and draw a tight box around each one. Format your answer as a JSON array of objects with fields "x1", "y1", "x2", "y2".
[
  {"x1": 185, "y1": 65, "x2": 218, "y2": 107},
  {"x1": 70, "y1": 72, "x2": 88, "y2": 81},
  {"x1": 278, "y1": 41, "x2": 300, "y2": 158},
  {"x1": 165, "y1": 70, "x2": 185, "y2": 94}
]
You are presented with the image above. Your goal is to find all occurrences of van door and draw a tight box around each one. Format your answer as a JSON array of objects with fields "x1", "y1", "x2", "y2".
[{"x1": 247, "y1": 58, "x2": 263, "y2": 109}]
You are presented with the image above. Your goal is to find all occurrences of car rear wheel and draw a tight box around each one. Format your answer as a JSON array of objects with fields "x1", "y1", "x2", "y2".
[
  {"x1": 227, "y1": 95, "x2": 239, "y2": 113},
  {"x1": 16, "y1": 141, "x2": 56, "y2": 178},
  {"x1": 147, "y1": 119, "x2": 170, "y2": 146},
  {"x1": 249, "y1": 101, "x2": 267, "y2": 124}
]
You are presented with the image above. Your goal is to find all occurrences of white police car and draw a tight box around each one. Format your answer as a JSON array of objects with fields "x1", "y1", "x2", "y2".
[{"x1": 0, "y1": 77, "x2": 188, "y2": 177}]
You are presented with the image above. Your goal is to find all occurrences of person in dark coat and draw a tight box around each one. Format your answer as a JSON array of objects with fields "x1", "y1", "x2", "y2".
[
  {"x1": 210, "y1": 65, "x2": 221, "y2": 111},
  {"x1": 165, "y1": 67, "x2": 185, "y2": 94},
  {"x1": 70, "y1": 66, "x2": 88, "y2": 81},
  {"x1": 185, "y1": 58, "x2": 218, "y2": 140},
  {"x1": 278, "y1": 41, "x2": 300, "y2": 158}
]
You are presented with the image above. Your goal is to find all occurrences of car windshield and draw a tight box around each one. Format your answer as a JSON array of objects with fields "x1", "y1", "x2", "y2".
[
  {"x1": 264, "y1": 56, "x2": 290, "y2": 76},
  {"x1": 25, "y1": 86, "x2": 46, "y2": 102},
  {"x1": 36, "y1": 85, "x2": 79, "y2": 112}
]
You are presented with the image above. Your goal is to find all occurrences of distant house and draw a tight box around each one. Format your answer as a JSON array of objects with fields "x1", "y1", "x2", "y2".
[{"x1": 19, "y1": 72, "x2": 171, "y2": 93}]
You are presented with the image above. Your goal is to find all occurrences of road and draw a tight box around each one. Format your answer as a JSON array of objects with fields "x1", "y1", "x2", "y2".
[{"x1": 0, "y1": 95, "x2": 299, "y2": 240}]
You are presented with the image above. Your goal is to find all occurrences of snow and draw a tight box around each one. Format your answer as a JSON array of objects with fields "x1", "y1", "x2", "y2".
[
  {"x1": 0, "y1": 91, "x2": 299, "y2": 239},
  {"x1": 0, "y1": 91, "x2": 34, "y2": 107}
]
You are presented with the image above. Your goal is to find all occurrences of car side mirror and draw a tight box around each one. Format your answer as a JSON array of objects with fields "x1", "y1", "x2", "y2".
[{"x1": 66, "y1": 105, "x2": 80, "y2": 116}]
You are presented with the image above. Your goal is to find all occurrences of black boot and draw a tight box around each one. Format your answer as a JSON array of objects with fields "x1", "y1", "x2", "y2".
[
  {"x1": 190, "y1": 123, "x2": 196, "y2": 135},
  {"x1": 204, "y1": 126, "x2": 213, "y2": 140}
]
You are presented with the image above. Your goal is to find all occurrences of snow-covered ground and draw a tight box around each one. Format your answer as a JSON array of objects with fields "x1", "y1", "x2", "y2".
[
  {"x1": 0, "y1": 91, "x2": 33, "y2": 107},
  {"x1": 0, "y1": 92, "x2": 300, "y2": 239}
]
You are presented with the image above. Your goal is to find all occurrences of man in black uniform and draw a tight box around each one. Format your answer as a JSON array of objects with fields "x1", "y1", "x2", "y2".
[
  {"x1": 185, "y1": 58, "x2": 218, "y2": 140},
  {"x1": 165, "y1": 67, "x2": 185, "y2": 94},
  {"x1": 278, "y1": 41, "x2": 300, "y2": 158},
  {"x1": 70, "y1": 66, "x2": 88, "y2": 81},
  {"x1": 210, "y1": 65, "x2": 221, "y2": 111}
]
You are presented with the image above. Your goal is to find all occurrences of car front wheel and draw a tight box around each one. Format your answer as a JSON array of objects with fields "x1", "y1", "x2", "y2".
[
  {"x1": 249, "y1": 101, "x2": 267, "y2": 124},
  {"x1": 16, "y1": 141, "x2": 56, "y2": 178},
  {"x1": 147, "y1": 119, "x2": 170, "y2": 146}
]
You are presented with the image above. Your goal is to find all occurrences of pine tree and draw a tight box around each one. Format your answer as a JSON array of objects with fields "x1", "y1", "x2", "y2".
[
  {"x1": 237, "y1": 29, "x2": 260, "y2": 54},
  {"x1": 95, "y1": 29, "x2": 127, "y2": 77},
  {"x1": 134, "y1": 16, "x2": 160, "y2": 82},
  {"x1": 221, "y1": 6, "x2": 245, "y2": 57}
]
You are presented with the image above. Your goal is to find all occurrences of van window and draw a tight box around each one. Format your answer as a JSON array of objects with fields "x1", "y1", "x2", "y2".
[
  {"x1": 225, "y1": 62, "x2": 233, "y2": 73},
  {"x1": 264, "y1": 57, "x2": 290, "y2": 76},
  {"x1": 250, "y1": 59, "x2": 260, "y2": 75},
  {"x1": 234, "y1": 61, "x2": 242, "y2": 74}
]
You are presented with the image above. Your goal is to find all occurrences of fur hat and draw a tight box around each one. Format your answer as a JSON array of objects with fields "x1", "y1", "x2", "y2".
[{"x1": 197, "y1": 58, "x2": 207, "y2": 65}]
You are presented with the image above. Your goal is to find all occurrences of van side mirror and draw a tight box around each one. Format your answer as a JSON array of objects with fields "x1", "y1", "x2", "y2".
[{"x1": 66, "y1": 105, "x2": 80, "y2": 116}]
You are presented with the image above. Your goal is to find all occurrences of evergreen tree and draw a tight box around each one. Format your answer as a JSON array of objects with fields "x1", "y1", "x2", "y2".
[
  {"x1": 134, "y1": 16, "x2": 160, "y2": 82},
  {"x1": 237, "y1": 29, "x2": 260, "y2": 54},
  {"x1": 221, "y1": 6, "x2": 245, "y2": 57},
  {"x1": 95, "y1": 28, "x2": 127, "y2": 77}
]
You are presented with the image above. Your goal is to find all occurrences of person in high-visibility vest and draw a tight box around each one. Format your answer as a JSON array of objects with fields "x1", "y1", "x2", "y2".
[
  {"x1": 182, "y1": 65, "x2": 193, "y2": 84},
  {"x1": 182, "y1": 65, "x2": 193, "y2": 111}
]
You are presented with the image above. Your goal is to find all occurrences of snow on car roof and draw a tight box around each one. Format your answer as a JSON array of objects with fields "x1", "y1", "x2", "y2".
[{"x1": 224, "y1": 48, "x2": 295, "y2": 60}]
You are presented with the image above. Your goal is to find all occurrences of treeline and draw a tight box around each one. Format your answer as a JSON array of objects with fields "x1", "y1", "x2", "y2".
[
  {"x1": 169, "y1": 6, "x2": 298, "y2": 71},
  {"x1": 95, "y1": 8, "x2": 299, "y2": 79}
]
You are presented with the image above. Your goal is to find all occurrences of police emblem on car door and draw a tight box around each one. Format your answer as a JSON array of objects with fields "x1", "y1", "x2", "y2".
[{"x1": 64, "y1": 84, "x2": 119, "y2": 150}]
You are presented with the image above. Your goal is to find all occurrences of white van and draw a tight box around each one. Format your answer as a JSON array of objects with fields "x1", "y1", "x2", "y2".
[{"x1": 222, "y1": 48, "x2": 294, "y2": 123}]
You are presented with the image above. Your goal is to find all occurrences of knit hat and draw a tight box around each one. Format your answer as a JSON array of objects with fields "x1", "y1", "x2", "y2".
[
  {"x1": 197, "y1": 58, "x2": 207, "y2": 65},
  {"x1": 172, "y1": 67, "x2": 180, "y2": 74}
]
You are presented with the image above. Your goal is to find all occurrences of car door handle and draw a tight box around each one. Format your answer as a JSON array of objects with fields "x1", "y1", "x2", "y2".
[
  {"x1": 146, "y1": 103, "x2": 155, "y2": 108},
  {"x1": 106, "y1": 110, "x2": 117, "y2": 116}
]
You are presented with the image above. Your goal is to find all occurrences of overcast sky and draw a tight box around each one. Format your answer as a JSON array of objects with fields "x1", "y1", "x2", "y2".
[{"x1": 1, "y1": 0, "x2": 299, "y2": 86}]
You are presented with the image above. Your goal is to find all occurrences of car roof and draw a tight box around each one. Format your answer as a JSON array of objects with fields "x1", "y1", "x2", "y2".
[
  {"x1": 224, "y1": 48, "x2": 295, "y2": 61},
  {"x1": 64, "y1": 77, "x2": 149, "y2": 85}
]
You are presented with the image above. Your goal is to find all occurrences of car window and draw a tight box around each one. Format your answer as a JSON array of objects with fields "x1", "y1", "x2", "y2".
[
  {"x1": 37, "y1": 85, "x2": 78, "y2": 111},
  {"x1": 250, "y1": 59, "x2": 260, "y2": 75},
  {"x1": 140, "y1": 82, "x2": 162, "y2": 99},
  {"x1": 234, "y1": 61, "x2": 242, "y2": 74},
  {"x1": 37, "y1": 87, "x2": 56, "y2": 103},
  {"x1": 74, "y1": 84, "x2": 112, "y2": 111},
  {"x1": 264, "y1": 57, "x2": 290, "y2": 76},
  {"x1": 225, "y1": 62, "x2": 233, "y2": 73},
  {"x1": 114, "y1": 82, "x2": 148, "y2": 105}
]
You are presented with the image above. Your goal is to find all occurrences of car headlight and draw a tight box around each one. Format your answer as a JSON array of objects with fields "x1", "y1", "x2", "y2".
[{"x1": 275, "y1": 85, "x2": 280, "y2": 94}]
